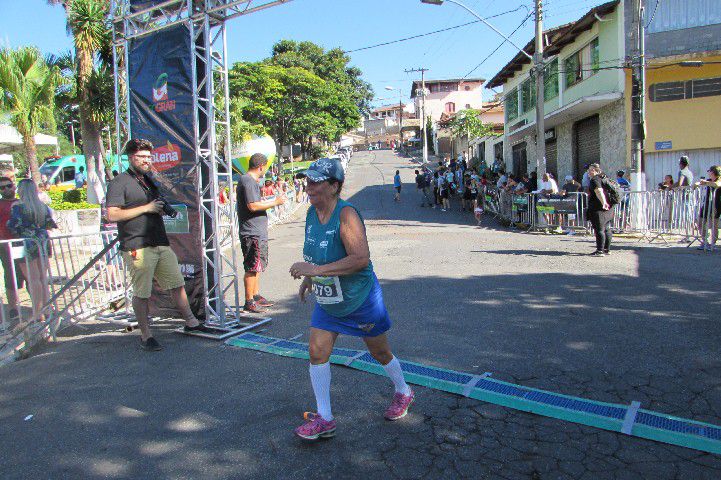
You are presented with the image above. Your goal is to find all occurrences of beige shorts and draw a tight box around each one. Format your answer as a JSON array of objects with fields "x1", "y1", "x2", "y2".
[{"x1": 122, "y1": 246, "x2": 185, "y2": 299}]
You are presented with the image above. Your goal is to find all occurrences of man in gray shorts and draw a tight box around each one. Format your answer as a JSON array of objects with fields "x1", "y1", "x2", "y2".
[{"x1": 236, "y1": 153, "x2": 286, "y2": 313}]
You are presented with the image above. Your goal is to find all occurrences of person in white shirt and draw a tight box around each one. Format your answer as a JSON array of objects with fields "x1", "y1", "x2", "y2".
[
  {"x1": 496, "y1": 173, "x2": 508, "y2": 190},
  {"x1": 533, "y1": 173, "x2": 559, "y2": 195}
]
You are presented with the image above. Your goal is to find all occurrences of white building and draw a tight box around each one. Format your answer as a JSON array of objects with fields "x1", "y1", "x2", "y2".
[{"x1": 409, "y1": 78, "x2": 485, "y2": 124}]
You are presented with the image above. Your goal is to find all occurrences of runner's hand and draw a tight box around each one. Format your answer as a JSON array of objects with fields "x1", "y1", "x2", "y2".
[
  {"x1": 298, "y1": 277, "x2": 312, "y2": 303},
  {"x1": 276, "y1": 195, "x2": 287, "y2": 206},
  {"x1": 289, "y1": 261, "x2": 317, "y2": 279},
  {"x1": 145, "y1": 200, "x2": 164, "y2": 214}
]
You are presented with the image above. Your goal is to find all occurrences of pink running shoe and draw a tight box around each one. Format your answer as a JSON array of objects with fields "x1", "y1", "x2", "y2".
[
  {"x1": 294, "y1": 414, "x2": 336, "y2": 440},
  {"x1": 384, "y1": 390, "x2": 415, "y2": 421}
]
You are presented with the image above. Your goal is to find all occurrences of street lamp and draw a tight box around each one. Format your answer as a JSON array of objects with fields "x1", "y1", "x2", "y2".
[
  {"x1": 384, "y1": 86, "x2": 404, "y2": 151},
  {"x1": 420, "y1": 0, "x2": 546, "y2": 180}
]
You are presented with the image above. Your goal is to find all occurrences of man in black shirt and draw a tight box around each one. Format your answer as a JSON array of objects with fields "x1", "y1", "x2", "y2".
[
  {"x1": 237, "y1": 153, "x2": 285, "y2": 313},
  {"x1": 586, "y1": 163, "x2": 614, "y2": 256},
  {"x1": 106, "y1": 139, "x2": 208, "y2": 351}
]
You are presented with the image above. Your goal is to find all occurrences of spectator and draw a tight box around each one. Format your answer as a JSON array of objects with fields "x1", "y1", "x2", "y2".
[
  {"x1": 393, "y1": 170, "x2": 402, "y2": 202},
  {"x1": 415, "y1": 169, "x2": 431, "y2": 207},
  {"x1": 562, "y1": 175, "x2": 581, "y2": 194},
  {"x1": 658, "y1": 175, "x2": 674, "y2": 191},
  {"x1": 529, "y1": 171, "x2": 538, "y2": 192},
  {"x1": 676, "y1": 156, "x2": 694, "y2": 188},
  {"x1": 261, "y1": 179, "x2": 275, "y2": 198},
  {"x1": 439, "y1": 173, "x2": 451, "y2": 212},
  {"x1": 75, "y1": 166, "x2": 86, "y2": 189},
  {"x1": 581, "y1": 164, "x2": 591, "y2": 193},
  {"x1": 496, "y1": 172, "x2": 508, "y2": 189},
  {"x1": 586, "y1": 164, "x2": 614, "y2": 256},
  {"x1": 7, "y1": 179, "x2": 57, "y2": 325},
  {"x1": 433, "y1": 171, "x2": 441, "y2": 208},
  {"x1": 460, "y1": 151, "x2": 468, "y2": 172},
  {"x1": 534, "y1": 173, "x2": 559, "y2": 195},
  {"x1": 616, "y1": 170, "x2": 631, "y2": 191},
  {"x1": 38, "y1": 181, "x2": 51, "y2": 205},
  {"x1": 695, "y1": 165, "x2": 721, "y2": 252},
  {"x1": 461, "y1": 177, "x2": 474, "y2": 212},
  {"x1": 0, "y1": 176, "x2": 24, "y2": 325}
]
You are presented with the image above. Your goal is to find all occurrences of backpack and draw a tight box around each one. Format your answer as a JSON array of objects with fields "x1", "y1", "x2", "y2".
[{"x1": 601, "y1": 176, "x2": 623, "y2": 206}]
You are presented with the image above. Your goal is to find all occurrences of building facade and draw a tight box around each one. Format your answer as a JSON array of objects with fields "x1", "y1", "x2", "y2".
[
  {"x1": 409, "y1": 78, "x2": 485, "y2": 123},
  {"x1": 487, "y1": 1, "x2": 626, "y2": 182},
  {"x1": 624, "y1": 0, "x2": 721, "y2": 187}
]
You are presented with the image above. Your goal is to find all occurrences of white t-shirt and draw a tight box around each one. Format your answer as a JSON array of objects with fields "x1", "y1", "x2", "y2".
[
  {"x1": 535, "y1": 178, "x2": 559, "y2": 194},
  {"x1": 497, "y1": 174, "x2": 507, "y2": 189}
]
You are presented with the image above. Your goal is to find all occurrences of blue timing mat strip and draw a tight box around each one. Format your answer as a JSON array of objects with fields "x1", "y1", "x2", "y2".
[{"x1": 226, "y1": 332, "x2": 721, "y2": 455}]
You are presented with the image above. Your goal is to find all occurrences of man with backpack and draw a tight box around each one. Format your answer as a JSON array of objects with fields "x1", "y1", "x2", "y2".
[{"x1": 586, "y1": 163, "x2": 621, "y2": 256}]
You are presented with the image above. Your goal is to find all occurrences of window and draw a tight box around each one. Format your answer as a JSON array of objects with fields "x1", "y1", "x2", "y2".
[
  {"x1": 590, "y1": 38, "x2": 600, "y2": 74},
  {"x1": 564, "y1": 52, "x2": 582, "y2": 88},
  {"x1": 62, "y1": 166, "x2": 75, "y2": 182},
  {"x1": 521, "y1": 78, "x2": 536, "y2": 113},
  {"x1": 464, "y1": 85, "x2": 471, "y2": 91},
  {"x1": 445, "y1": 102, "x2": 456, "y2": 113},
  {"x1": 647, "y1": 0, "x2": 721, "y2": 34},
  {"x1": 564, "y1": 37, "x2": 600, "y2": 89},
  {"x1": 650, "y1": 76, "x2": 721, "y2": 102},
  {"x1": 506, "y1": 88, "x2": 518, "y2": 121},
  {"x1": 544, "y1": 58, "x2": 559, "y2": 100},
  {"x1": 440, "y1": 83, "x2": 458, "y2": 92},
  {"x1": 465, "y1": 104, "x2": 471, "y2": 109}
]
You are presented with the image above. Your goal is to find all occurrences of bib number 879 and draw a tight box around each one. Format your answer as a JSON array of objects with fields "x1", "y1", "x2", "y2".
[{"x1": 313, "y1": 283, "x2": 334, "y2": 297}]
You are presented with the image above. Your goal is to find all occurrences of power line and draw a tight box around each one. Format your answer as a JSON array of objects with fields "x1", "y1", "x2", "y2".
[
  {"x1": 462, "y1": 11, "x2": 533, "y2": 79},
  {"x1": 342, "y1": 5, "x2": 529, "y2": 54},
  {"x1": 645, "y1": 0, "x2": 661, "y2": 28}
]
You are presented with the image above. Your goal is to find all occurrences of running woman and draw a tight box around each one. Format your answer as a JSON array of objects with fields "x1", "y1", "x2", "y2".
[
  {"x1": 393, "y1": 170, "x2": 402, "y2": 202},
  {"x1": 289, "y1": 158, "x2": 414, "y2": 441}
]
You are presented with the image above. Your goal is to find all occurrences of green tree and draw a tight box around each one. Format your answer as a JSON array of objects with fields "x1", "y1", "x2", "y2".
[
  {"x1": 0, "y1": 47, "x2": 61, "y2": 183},
  {"x1": 229, "y1": 63, "x2": 329, "y2": 160},
  {"x1": 446, "y1": 109, "x2": 495, "y2": 140},
  {"x1": 50, "y1": 0, "x2": 113, "y2": 203}
]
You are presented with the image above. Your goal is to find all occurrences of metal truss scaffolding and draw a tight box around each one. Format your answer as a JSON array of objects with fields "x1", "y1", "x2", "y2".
[{"x1": 111, "y1": 0, "x2": 291, "y2": 329}]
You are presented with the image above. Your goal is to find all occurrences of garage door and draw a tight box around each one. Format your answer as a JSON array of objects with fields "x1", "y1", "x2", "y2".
[
  {"x1": 545, "y1": 140, "x2": 558, "y2": 180},
  {"x1": 646, "y1": 148, "x2": 721, "y2": 188},
  {"x1": 573, "y1": 114, "x2": 600, "y2": 178},
  {"x1": 512, "y1": 142, "x2": 528, "y2": 177}
]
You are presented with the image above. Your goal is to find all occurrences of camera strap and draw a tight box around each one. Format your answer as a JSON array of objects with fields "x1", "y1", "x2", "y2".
[{"x1": 127, "y1": 167, "x2": 159, "y2": 199}]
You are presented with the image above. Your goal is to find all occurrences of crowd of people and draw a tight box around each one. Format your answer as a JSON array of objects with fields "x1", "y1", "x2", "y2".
[{"x1": 407, "y1": 151, "x2": 721, "y2": 255}]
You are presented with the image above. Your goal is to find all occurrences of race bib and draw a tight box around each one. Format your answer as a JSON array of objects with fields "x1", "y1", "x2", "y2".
[{"x1": 312, "y1": 276, "x2": 344, "y2": 304}]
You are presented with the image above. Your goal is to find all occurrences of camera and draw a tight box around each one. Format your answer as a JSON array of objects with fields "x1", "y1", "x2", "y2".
[{"x1": 158, "y1": 195, "x2": 178, "y2": 218}]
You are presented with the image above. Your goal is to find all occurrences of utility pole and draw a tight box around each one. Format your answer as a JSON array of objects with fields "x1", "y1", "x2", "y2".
[
  {"x1": 630, "y1": 0, "x2": 647, "y2": 191},
  {"x1": 398, "y1": 91, "x2": 403, "y2": 151},
  {"x1": 406, "y1": 67, "x2": 429, "y2": 165},
  {"x1": 534, "y1": 0, "x2": 546, "y2": 179}
]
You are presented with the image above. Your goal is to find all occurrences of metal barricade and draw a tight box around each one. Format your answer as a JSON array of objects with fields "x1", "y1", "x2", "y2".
[
  {"x1": 697, "y1": 185, "x2": 720, "y2": 251},
  {"x1": 511, "y1": 193, "x2": 534, "y2": 228},
  {"x1": 534, "y1": 192, "x2": 589, "y2": 233}
]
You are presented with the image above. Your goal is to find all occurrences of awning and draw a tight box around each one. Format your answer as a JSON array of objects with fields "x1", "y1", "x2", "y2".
[
  {"x1": 507, "y1": 92, "x2": 623, "y2": 142},
  {"x1": 0, "y1": 124, "x2": 58, "y2": 155}
]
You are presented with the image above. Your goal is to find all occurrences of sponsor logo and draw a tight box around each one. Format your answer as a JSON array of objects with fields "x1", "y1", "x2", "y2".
[
  {"x1": 151, "y1": 141, "x2": 182, "y2": 171},
  {"x1": 319, "y1": 240, "x2": 328, "y2": 248},
  {"x1": 152, "y1": 73, "x2": 176, "y2": 112}
]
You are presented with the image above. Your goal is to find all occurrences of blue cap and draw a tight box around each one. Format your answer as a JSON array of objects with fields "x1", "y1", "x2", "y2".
[{"x1": 305, "y1": 158, "x2": 345, "y2": 183}]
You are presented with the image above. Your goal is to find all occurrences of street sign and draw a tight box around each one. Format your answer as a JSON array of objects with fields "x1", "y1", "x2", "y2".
[{"x1": 655, "y1": 140, "x2": 672, "y2": 150}]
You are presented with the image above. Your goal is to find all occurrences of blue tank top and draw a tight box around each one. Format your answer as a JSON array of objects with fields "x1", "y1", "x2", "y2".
[{"x1": 303, "y1": 199, "x2": 374, "y2": 317}]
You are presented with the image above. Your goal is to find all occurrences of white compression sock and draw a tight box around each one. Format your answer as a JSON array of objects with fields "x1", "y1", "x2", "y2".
[
  {"x1": 382, "y1": 356, "x2": 412, "y2": 395},
  {"x1": 309, "y1": 362, "x2": 333, "y2": 421}
]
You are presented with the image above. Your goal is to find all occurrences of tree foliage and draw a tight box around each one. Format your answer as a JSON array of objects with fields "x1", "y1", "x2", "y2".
[
  {"x1": 229, "y1": 40, "x2": 371, "y2": 159},
  {"x1": 0, "y1": 47, "x2": 61, "y2": 183},
  {"x1": 446, "y1": 109, "x2": 496, "y2": 140}
]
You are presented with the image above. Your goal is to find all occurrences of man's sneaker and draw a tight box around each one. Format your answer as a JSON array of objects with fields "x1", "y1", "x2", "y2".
[
  {"x1": 184, "y1": 322, "x2": 214, "y2": 334},
  {"x1": 140, "y1": 337, "x2": 162, "y2": 351},
  {"x1": 243, "y1": 300, "x2": 268, "y2": 314},
  {"x1": 254, "y1": 295, "x2": 274, "y2": 307},
  {"x1": 384, "y1": 390, "x2": 415, "y2": 421},
  {"x1": 590, "y1": 250, "x2": 605, "y2": 257},
  {"x1": 294, "y1": 415, "x2": 336, "y2": 440},
  {"x1": 603, "y1": 250, "x2": 610, "y2": 256}
]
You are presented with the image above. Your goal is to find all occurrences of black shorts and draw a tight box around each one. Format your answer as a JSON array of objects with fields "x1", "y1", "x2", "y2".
[
  {"x1": 241, "y1": 236, "x2": 268, "y2": 273},
  {"x1": 441, "y1": 189, "x2": 449, "y2": 199},
  {"x1": 0, "y1": 243, "x2": 25, "y2": 289},
  {"x1": 395, "y1": 186, "x2": 402, "y2": 193}
]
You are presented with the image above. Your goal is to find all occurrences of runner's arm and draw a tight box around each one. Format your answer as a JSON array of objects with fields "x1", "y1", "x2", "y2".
[{"x1": 313, "y1": 206, "x2": 370, "y2": 277}]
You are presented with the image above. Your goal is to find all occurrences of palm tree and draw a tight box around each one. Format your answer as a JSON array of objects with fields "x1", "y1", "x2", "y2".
[
  {"x1": 0, "y1": 47, "x2": 61, "y2": 184},
  {"x1": 50, "y1": 0, "x2": 112, "y2": 203}
]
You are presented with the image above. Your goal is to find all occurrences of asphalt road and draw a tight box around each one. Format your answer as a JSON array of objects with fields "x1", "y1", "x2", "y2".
[{"x1": 1, "y1": 149, "x2": 721, "y2": 479}]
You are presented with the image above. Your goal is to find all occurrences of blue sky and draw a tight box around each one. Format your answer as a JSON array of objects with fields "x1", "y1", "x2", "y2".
[{"x1": 1, "y1": 0, "x2": 604, "y2": 107}]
